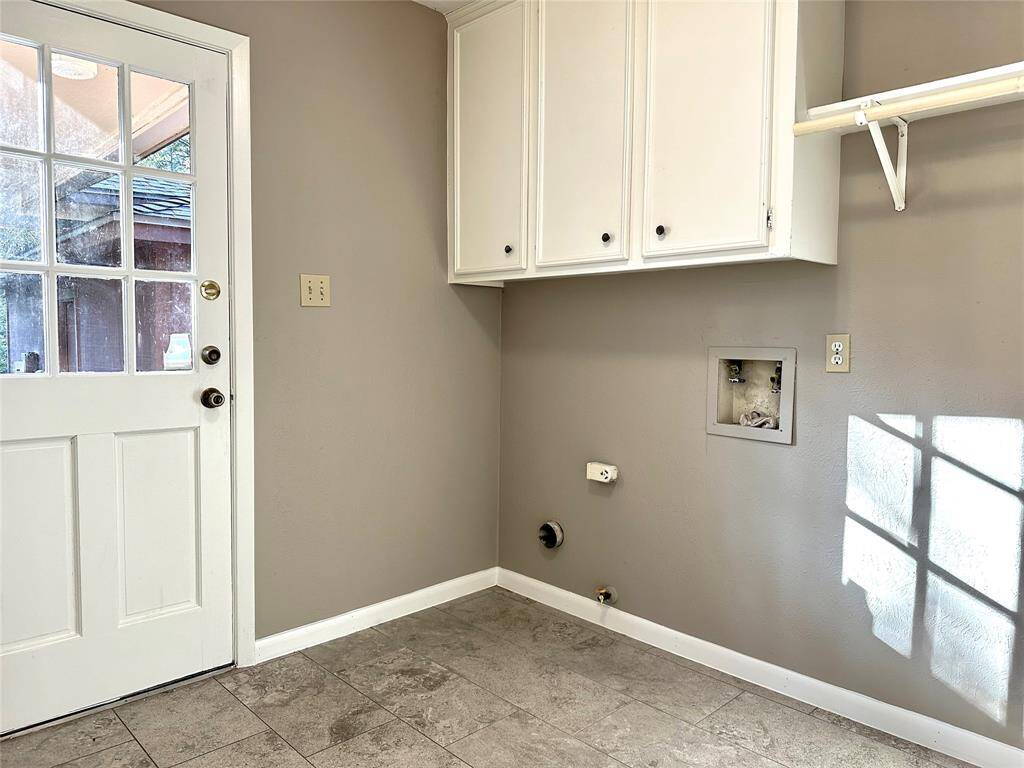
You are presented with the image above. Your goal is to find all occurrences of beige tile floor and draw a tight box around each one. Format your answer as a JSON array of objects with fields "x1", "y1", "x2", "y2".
[{"x1": 2, "y1": 587, "x2": 978, "y2": 768}]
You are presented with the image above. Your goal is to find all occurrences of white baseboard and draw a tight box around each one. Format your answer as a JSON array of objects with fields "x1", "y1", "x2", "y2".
[
  {"x1": 250, "y1": 566, "x2": 1020, "y2": 768},
  {"x1": 496, "y1": 568, "x2": 1022, "y2": 768},
  {"x1": 253, "y1": 568, "x2": 498, "y2": 664}
]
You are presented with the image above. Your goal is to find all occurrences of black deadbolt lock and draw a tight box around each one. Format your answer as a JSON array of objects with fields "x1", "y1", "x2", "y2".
[
  {"x1": 201, "y1": 388, "x2": 226, "y2": 409},
  {"x1": 201, "y1": 345, "x2": 222, "y2": 365}
]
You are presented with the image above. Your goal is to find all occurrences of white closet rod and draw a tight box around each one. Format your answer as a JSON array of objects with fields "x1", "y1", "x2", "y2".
[{"x1": 794, "y1": 75, "x2": 1024, "y2": 136}]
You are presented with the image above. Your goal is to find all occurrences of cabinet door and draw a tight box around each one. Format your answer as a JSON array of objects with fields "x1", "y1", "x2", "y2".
[
  {"x1": 641, "y1": 0, "x2": 772, "y2": 258},
  {"x1": 536, "y1": 0, "x2": 632, "y2": 266},
  {"x1": 452, "y1": 2, "x2": 530, "y2": 276}
]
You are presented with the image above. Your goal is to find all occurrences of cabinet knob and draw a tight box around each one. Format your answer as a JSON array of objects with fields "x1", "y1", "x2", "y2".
[
  {"x1": 504, "y1": 244, "x2": 513, "y2": 254},
  {"x1": 655, "y1": 224, "x2": 666, "y2": 236},
  {"x1": 601, "y1": 232, "x2": 611, "y2": 243}
]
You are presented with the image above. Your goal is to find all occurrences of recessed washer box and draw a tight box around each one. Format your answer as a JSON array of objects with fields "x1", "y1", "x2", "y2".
[{"x1": 706, "y1": 347, "x2": 796, "y2": 445}]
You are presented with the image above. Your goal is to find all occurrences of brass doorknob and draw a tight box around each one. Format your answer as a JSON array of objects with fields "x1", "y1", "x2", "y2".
[
  {"x1": 200, "y1": 280, "x2": 221, "y2": 300},
  {"x1": 200, "y1": 388, "x2": 226, "y2": 408}
]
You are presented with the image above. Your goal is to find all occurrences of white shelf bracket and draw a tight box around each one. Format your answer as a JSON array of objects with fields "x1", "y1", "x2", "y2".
[{"x1": 855, "y1": 101, "x2": 909, "y2": 211}]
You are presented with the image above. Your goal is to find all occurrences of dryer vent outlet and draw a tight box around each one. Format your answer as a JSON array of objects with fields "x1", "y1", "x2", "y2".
[{"x1": 538, "y1": 521, "x2": 564, "y2": 549}]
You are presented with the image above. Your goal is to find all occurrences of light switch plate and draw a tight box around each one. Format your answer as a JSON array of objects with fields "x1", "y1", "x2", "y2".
[
  {"x1": 826, "y1": 333, "x2": 850, "y2": 373},
  {"x1": 300, "y1": 274, "x2": 331, "y2": 307}
]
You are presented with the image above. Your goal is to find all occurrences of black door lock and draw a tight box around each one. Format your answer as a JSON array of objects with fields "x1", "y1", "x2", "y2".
[{"x1": 201, "y1": 388, "x2": 226, "y2": 409}]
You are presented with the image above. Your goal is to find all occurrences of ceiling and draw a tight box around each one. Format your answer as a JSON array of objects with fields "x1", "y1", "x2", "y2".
[{"x1": 412, "y1": 0, "x2": 474, "y2": 15}]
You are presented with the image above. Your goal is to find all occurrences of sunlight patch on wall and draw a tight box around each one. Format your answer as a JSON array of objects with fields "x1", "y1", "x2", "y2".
[
  {"x1": 878, "y1": 413, "x2": 920, "y2": 440},
  {"x1": 932, "y1": 416, "x2": 1024, "y2": 491},
  {"x1": 926, "y1": 573, "x2": 1014, "y2": 724},
  {"x1": 842, "y1": 516, "x2": 916, "y2": 657},
  {"x1": 846, "y1": 416, "x2": 919, "y2": 544},
  {"x1": 930, "y1": 457, "x2": 1022, "y2": 611}
]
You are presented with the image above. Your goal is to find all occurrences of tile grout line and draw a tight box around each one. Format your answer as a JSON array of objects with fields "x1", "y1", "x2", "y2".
[
  {"x1": 114, "y1": 702, "x2": 279, "y2": 768},
  {"x1": 390, "y1": 594, "x2": 807, "y2": 767},
  {"x1": 299, "y1": 650, "x2": 439, "y2": 755},
  {"x1": 487, "y1": 587, "x2": 975, "y2": 767},
  {"x1": 691, "y1": 688, "x2": 745, "y2": 727},
  {"x1": 109, "y1": 709, "x2": 161, "y2": 768},
  {"x1": 376, "y1": 622, "x2": 632, "y2": 742},
  {"x1": 209, "y1": 676, "x2": 316, "y2": 767},
  {"x1": 411, "y1": 595, "x2": 743, "y2": 747},
  {"x1": 246, "y1": 591, "x2": 977, "y2": 768},
  {"x1": 686, "y1": 700, "x2": 795, "y2": 768},
  {"x1": 370, "y1": 607, "x2": 677, "y2": 764},
  {"x1": 299, "y1": 646, "x2": 481, "y2": 761},
  {"x1": 302, "y1": 718, "x2": 396, "y2": 764},
  {"x1": 44, "y1": 732, "x2": 138, "y2": 768},
  {"x1": 443, "y1": 710, "x2": 520, "y2": 749},
  {"x1": 435, "y1": 592, "x2": 750, "y2": 733},
  {"x1": 432, "y1": 592, "x2": 815, "y2": 767},
  {"x1": 306, "y1": 633, "x2": 625, "y2": 766},
  {"x1": 568, "y1": 699, "x2": 635, "y2": 737},
  {"x1": 442, "y1": 708, "x2": 633, "y2": 768},
  {"x1": 806, "y1": 707, "x2": 976, "y2": 768}
]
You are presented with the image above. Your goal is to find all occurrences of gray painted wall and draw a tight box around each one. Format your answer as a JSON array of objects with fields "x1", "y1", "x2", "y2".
[
  {"x1": 143, "y1": 0, "x2": 501, "y2": 638},
  {"x1": 498, "y1": 1, "x2": 1024, "y2": 748},
  {"x1": 138, "y1": 0, "x2": 1023, "y2": 748}
]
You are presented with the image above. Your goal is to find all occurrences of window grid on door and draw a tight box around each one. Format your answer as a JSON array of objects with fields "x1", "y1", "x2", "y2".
[{"x1": 0, "y1": 34, "x2": 196, "y2": 377}]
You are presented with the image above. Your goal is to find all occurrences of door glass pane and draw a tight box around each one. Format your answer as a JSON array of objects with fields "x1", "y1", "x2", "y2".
[
  {"x1": 0, "y1": 39, "x2": 42, "y2": 151},
  {"x1": 135, "y1": 280, "x2": 192, "y2": 372},
  {"x1": 55, "y1": 164, "x2": 122, "y2": 266},
  {"x1": 131, "y1": 71, "x2": 190, "y2": 174},
  {"x1": 52, "y1": 53, "x2": 121, "y2": 161},
  {"x1": 57, "y1": 275, "x2": 124, "y2": 372},
  {"x1": 133, "y1": 176, "x2": 192, "y2": 271},
  {"x1": 0, "y1": 155, "x2": 44, "y2": 262},
  {"x1": 0, "y1": 271, "x2": 45, "y2": 374}
]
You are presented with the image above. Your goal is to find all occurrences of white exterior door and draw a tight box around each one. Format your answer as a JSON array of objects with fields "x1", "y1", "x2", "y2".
[{"x1": 0, "y1": 1, "x2": 233, "y2": 732}]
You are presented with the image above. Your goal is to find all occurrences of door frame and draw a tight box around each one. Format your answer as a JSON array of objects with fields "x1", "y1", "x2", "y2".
[{"x1": 33, "y1": 0, "x2": 258, "y2": 667}]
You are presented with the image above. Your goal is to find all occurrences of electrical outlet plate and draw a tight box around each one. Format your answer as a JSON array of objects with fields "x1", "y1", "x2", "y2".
[
  {"x1": 826, "y1": 333, "x2": 850, "y2": 373},
  {"x1": 300, "y1": 274, "x2": 331, "y2": 307},
  {"x1": 586, "y1": 461, "x2": 618, "y2": 483}
]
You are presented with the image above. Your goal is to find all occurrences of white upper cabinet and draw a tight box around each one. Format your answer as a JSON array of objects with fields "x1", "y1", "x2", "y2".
[
  {"x1": 536, "y1": 0, "x2": 633, "y2": 267},
  {"x1": 641, "y1": 0, "x2": 771, "y2": 259},
  {"x1": 447, "y1": 0, "x2": 846, "y2": 285},
  {"x1": 449, "y1": 0, "x2": 530, "y2": 277}
]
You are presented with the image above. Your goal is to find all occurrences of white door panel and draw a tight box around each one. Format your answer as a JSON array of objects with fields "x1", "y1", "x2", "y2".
[
  {"x1": 537, "y1": 0, "x2": 632, "y2": 266},
  {"x1": 116, "y1": 429, "x2": 199, "y2": 622},
  {"x1": 1, "y1": 1, "x2": 232, "y2": 732},
  {"x1": 453, "y1": 1, "x2": 529, "y2": 275},
  {"x1": 0, "y1": 439, "x2": 79, "y2": 654},
  {"x1": 642, "y1": 0, "x2": 772, "y2": 258}
]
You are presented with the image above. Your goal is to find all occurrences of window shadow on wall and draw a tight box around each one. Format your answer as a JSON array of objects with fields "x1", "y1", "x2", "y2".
[{"x1": 843, "y1": 414, "x2": 1023, "y2": 731}]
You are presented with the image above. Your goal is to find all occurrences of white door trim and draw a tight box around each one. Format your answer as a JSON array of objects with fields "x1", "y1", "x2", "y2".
[{"x1": 32, "y1": 0, "x2": 258, "y2": 667}]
